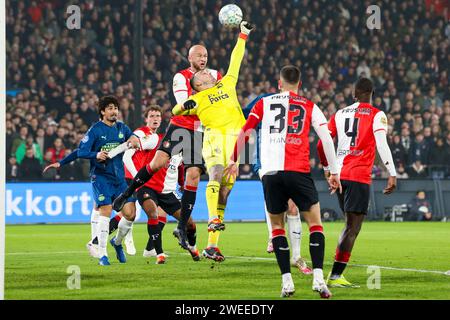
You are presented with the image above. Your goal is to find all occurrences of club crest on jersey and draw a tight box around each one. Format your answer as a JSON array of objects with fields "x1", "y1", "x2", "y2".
[
  {"x1": 118, "y1": 132, "x2": 124, "y2": 139},
  {"x1": 98, "y1": 194, "x2": 105, "y2": 201},
  {"x1": 163, "y1": 141, "x2": 171, "y2": 149}
]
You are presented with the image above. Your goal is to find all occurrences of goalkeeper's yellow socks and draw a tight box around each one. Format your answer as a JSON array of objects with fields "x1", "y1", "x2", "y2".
[
  {"x1": 207, "y1": 230, "x2": 220, "y2": 248},
  {"x1": 206, "y1": 181, "x2": 220, "y2": 220}
]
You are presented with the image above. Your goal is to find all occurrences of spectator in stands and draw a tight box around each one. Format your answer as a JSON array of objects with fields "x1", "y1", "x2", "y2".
[
  {"x1": 407, "y1": 160, "x2": 428, "y2": 178},
  {"x1": 42, "y1": 151, "x2": 58, "y2": 181},
  {"x1": 6, "y1": 157, "x2": 19, "y2": 181},
  {"x1": 409, "y1": 131, "x2": 431, "y2": 165},
  {"x1": 16, "y1": 135, "x2": 43, "y2": 165},
  {"x1": 10, "y1": 126, "x2": 28, "y2": 157},
  {"x1": 59, "y1": 149, "x2": 84, "y2": 181},
  {"x1": 390, "y1": 134, "x2": 408, "y2": 167},
  {"x1": 17, "y1": 148, "x2": 42, "y2": 181},
  {"x1": 406, "y1": 190, "x2": 434, "y2": 221},
  {"x1": 396, "y1": 163, "x2": 409, "y2": 179},
  {"x1": 46, "y1": 138, "x2": 66, "y2": 163}
]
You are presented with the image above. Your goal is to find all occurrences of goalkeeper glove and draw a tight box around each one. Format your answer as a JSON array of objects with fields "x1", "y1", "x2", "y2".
[
  {"x1": 240, "y1": 21, "x2": 254, "y2": 35},
  {"x1": 183, "y1": 99, "x2": 197, "y2": 110}
]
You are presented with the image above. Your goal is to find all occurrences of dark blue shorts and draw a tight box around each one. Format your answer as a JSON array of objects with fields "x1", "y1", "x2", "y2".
[{"x1": 91, "y1": 174, "x2": 135, "y2": 208}]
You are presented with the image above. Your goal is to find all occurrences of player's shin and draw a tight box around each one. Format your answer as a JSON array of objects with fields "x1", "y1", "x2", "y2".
[
  {"x1": 90, "y1": 208, "x2": 100, "y2": 241},
  {"x1": 109, "y1": 215, "x2": 121, "y2": 234},
  {"x1": 206, "y1": 181, "x2": 220, "y2": 220},
  {"x1": 330, "y1": 249, "x2": 351, "y2": 279},
  {"x1": 114, "y1": 217, "x2": 133, "y2": 245},
  {"x1": 187, "y1": 222, "x2": 197, "y2": 247},
  {"x1": 123, "y1": 165, "x2": 154, "y2": 197},
  {"x1": 272, "y1": 229, "x2": 291, "y2": 275},
  {"x1": 98, "y1": 216, "x2": 110, "y2": 257},
  {"x1": 309, "y1": 225, "x2": 325, "y2": 281},
  {"x1": 147, "y1": 218, "x2": 163, "y2": 254},
  {"x1": 287, "y1": 214, "x2": 302, "y2": 260},
  {"x1": 178, "y1": 185, "x2": 197, "y2": 229}
]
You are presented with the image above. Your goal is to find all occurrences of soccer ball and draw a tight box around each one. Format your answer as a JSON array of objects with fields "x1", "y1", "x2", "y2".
[{"x1": 218, "y1": 4, "x2": 243, "y2": 29}]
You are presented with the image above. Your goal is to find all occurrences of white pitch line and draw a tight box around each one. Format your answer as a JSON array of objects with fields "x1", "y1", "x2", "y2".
[{"x1": 6, "y1": 250, "x2": 450, "y2": 276}]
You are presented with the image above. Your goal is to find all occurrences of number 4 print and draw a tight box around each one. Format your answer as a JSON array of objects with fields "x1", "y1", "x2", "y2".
[{"x1": 345, "y1": 118, "x2": 360, "y2": 147}]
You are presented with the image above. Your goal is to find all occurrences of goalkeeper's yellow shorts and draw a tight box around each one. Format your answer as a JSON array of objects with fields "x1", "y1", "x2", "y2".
[{"x1": 202, "y1": 128, "x2": 239, "y2": 189}]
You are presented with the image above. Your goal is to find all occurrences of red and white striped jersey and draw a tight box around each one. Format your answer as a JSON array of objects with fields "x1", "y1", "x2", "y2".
[
  {"x1": 318, "y1": 102, "x2": 388, "y2": 185},
  {"x1": 124, "y1": 127, "x2": 163, "y2": 180},
  {"x1": 171, "y1": 68, "x2": 222, "y2": 130},
  {"x1": 243, "y1": 91, "x2": 328, "y2": 176},
  {"x1": 144, "y1": 153, "x2": 184, "y2": 194}
]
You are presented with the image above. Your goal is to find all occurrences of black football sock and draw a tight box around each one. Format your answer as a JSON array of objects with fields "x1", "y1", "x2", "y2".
[
  {"x1": 178, "y1": 186, "x2": 197, "y2": 228},
  {"x1": 187, "y1": 223, "x2": 197, "y2": 247},
  {"x1": 148, "y1": 218, "x2": 163, "y2": 255},
  {"x1": 331, "y1": 249, "x2": 351, "y2": 277},
  {"x1": 272, "y1": 230, "x2": 291, "y2": 275},
  {"x1": 109, "y1": 215, "x2": 121, "y2": 234},
  {"x1": 124, "y1": 166, "x2": 153, "y2": 197},
  {"x1": 309, "y1": 226, "x2": 325, "y2": 269}
]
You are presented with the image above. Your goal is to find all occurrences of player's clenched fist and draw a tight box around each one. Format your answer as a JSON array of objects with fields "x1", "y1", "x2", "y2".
[
  {"x1": 96, "y1": 151, "x2": 109, "y2": 162},
  {"x1": 183, "y1": 99, "x2": 197, "y2": 110},
  {"x1": 240, "y1": 21, "x2": 254, "y2": 35}
]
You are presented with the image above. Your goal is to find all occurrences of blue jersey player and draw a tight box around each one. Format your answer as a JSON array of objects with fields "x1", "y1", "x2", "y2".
[
  {"x1": 78, "y1": 95, "x2": 140, "y2": 266},
  {"x1": 42, "y1": 148, "x2": 137, "y2": 259}
]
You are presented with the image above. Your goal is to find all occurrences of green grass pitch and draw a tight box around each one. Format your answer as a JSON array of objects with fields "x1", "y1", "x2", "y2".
[{"x1": 5, "y1": 222, "x2": 450, "y2": 300}]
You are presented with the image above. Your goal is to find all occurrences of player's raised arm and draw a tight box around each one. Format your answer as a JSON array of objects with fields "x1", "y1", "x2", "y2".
[
  {"x1": 224, "y1": 21, "x2": 254, "y2": 84},
  {"x1": 373, "y1": 111, "x2": 397, "y2": 194}
]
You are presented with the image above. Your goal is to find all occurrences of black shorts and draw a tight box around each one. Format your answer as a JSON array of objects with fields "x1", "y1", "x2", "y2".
[
  {"x1": 136, "y1": 186, "x2": 181, "y2": 215},
  {"x1": 262, "y1": 171, "x2": 319, "y2": 214},
  {"x1": 158, "y1": 124, "x2": 206, "y2": 174},
  {"x1": 337, "y1": 180, "x2": 370, "y2": 214}
]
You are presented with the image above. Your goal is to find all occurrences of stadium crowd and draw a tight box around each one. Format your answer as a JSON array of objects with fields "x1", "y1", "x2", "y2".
[{"x1": 6, "y1": 0, "x2": 450, "y2": 181}]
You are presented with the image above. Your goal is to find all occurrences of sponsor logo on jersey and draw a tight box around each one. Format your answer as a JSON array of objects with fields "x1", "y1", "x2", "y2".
[
  {"x1": 81, "y1": 135, "x2": 89, "y2": 143},
  {"x1": 100, "y1": 142, "x2": 120, "y2": 152},
  {"x1": 337, "y1": 149, "x2": 364, "y2": 156},
  {"x1": 269, "y1": 136, "x2": 303, "y2": 145},
  {"x1": 208, "y1": 92, "x2": 230, "y2": 104}
]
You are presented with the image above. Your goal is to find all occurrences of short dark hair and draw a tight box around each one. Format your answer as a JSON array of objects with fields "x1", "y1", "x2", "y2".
[
  {"x1": 280, "y1": 65, "x2": 301, "y2": 85},
  {"x1": 354, "y1": 78, "x2": 373, "y2": 96},
  {"x1": 144, "y1": 105, "x2": 162, "y2": 118},
  {"x1": 98, "y1": 95, "x2": 120, "y2": 119}
]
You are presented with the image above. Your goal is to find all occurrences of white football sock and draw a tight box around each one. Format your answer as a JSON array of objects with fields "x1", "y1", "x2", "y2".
[
  {"x1": 287, "y1": 214, "x2": 302, "y2": 260},
  {"x1": 98, "y1": 216, "x2": 110, "y2": 257},
  {"x1": 115, "y1": 217, "x2": 133, "y2": 245},
  {"x1": 313, "y1": 268, "x2": 324, "y2": 282},
  {"x1": 90, "y1": 208, "x2": 100, "y2": 242},
  {"x1": 282, "y1": 272, "x2": 293, "y2": 284}
]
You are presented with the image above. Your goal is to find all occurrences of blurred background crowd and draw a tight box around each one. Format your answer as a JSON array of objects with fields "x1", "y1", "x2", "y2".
[{"x1": 6, "y1": 0, "x2": 450, "y2": 182}]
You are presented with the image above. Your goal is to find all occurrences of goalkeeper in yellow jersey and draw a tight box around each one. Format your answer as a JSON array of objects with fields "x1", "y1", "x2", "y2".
[{"x1": 172, "y1": 21, "x2": 254, "y2": 262}]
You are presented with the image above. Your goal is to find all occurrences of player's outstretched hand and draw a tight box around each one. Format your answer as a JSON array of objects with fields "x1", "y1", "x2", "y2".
[
  {"x1": 96, "y1": 151, "x2": 109, "y2": 162},
  {"x1": 328, "y1": 174, "x2": 342, "y2": 195},
  {"x1": 240, "y1": 21, "x2": 254, "y2": 35},
  {"x1": 224, "y1": 161, "x2": 239, "y2": 184},
  {"x1": 183, "y1": 99, "x2": 197, "y2": 110},
  {"x1": 43, "y1": 162, "x2": 60, "y2": 173},
  {"x1": 383, "y1": 176, "x2": 397, "y2": 194}
]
